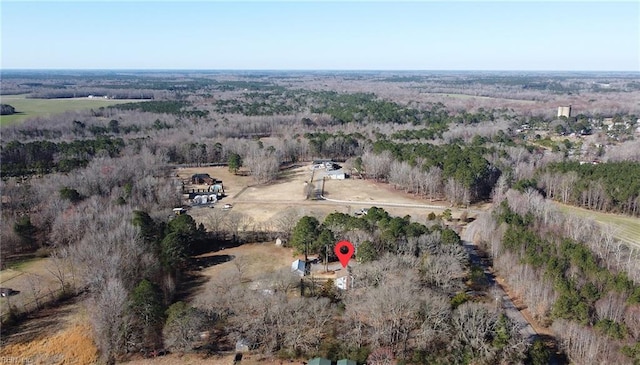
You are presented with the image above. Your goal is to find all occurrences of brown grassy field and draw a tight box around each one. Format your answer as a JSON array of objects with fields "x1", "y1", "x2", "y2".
[{"x1": 0, "y1": 297, "x2": 98, "y2": 364}]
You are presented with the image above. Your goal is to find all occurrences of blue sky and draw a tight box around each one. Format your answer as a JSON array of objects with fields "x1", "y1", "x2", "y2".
[{"x1": 1, "y1": 1, "x2": 638, "y2": 71}]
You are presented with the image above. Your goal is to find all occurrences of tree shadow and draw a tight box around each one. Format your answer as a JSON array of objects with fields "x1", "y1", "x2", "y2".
[
  {"x1": 534, "y1": 334, "x2": 569, "y2": 365},
  {"x1": 0, "y1": 293, "x2": 84, "y2": 345},
  {"x1": 192, "y1": 254, "x2": 234, "y2": 270},
  {"x1": 190, "y1": 237, "x2": 243, "y2": 256},
  {"x1": 173, "y1": 272, "x2": 210, "y2": 303},
  {"x1": 276, "y1": 165, "x2": 306, "y2": 183},
  {"x1": 176, "y1": 251, "x2": 238, "y2": 302}
]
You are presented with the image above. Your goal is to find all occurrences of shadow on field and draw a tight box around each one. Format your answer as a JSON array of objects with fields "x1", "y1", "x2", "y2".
[
  {"x1": 0, "y1": 293, "x2": 84, "y2": 346},
  {"x1": 277, "y1": 165, "x2": 305, "y2": 183},
  {"x1": 177, "y1": 250, "x2": 238, "y2": 302},
  {"x1": 192, "y1": 254, "x2": 234, "y2": 270}
]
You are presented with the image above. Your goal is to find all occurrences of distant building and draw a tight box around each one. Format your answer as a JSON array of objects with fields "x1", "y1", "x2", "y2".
[
  {"x1": 208, "y1": 182, "x2": 224, "y2": 196},
  {"x1": 557, "y1": 106, "x2": 572, "y2": 118}
]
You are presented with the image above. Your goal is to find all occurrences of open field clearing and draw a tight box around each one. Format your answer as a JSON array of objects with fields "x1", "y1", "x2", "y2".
[
  {"x1": 180, "y1": 165, "x2": 469, "y2": 230},
  {"x1": 0, "y1": 94, "x2": 141, "y2": 125},
  {"x1": 0, "y1": 257, "x2": 66, "y2": 323},
  {"x1": 191, "y1": 243, "x2": 298, "y2": 301},
  {"x1": 555, "y1": 203, "x2": 640, "y2": 248}
]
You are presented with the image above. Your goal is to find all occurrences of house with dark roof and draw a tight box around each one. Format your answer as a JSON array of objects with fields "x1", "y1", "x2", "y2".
[{"x1": 191, "y1": 173, "x2": 215, "y2": 184}]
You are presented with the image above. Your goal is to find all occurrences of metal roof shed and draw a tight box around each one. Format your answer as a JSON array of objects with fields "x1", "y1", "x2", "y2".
[
  {"x1": 291, "y1": 259, "x2": 309, "y2": 276},
  {"x1": 308, "y1": 358, "x2": 332, "y2": 365},
  {"x1": 337, "y1": 360, "x2": 356, "y2": 365}
]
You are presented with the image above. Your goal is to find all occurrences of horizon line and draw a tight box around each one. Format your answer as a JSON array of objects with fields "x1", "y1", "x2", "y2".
[{"x1": 2, "y1": 68, "x2": 639, "y2": 73}]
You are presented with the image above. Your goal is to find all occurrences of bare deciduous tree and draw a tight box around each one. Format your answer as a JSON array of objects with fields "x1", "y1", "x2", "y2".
[{"x1": 90, "y1": 277, "x2": 128, "y2": 365}]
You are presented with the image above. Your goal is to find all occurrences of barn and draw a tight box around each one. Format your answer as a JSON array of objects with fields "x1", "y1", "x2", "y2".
[{"x1": 191, "y1": 173, "x2": 215, "y2": 185}]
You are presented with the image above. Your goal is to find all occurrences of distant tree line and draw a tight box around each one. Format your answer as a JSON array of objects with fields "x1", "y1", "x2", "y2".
[
  {"x1": 1, "y1": 137, "x2": 124, "y2": 176},
  {"x1": 537, "y1": 161, "x2": 640, "y2": 216},
  {"x1": 27, "y1": 89, "x2": 157, "y2": 99},
  {"x1": 111, "y1": 100, "x2": 209, "y2": 118}
]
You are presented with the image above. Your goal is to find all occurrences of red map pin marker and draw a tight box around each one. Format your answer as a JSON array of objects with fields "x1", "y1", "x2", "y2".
[{"x1": 334, "y1": 240, "x2": 354, "y2": 268}]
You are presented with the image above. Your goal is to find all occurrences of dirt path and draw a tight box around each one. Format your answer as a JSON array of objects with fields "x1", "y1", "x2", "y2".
[
  {"x1": 495, "y1": 276, "x2": 554, "y2": 337},
  {"x1": 462, "y1": 222, "x2": 553, "y2": 341}
]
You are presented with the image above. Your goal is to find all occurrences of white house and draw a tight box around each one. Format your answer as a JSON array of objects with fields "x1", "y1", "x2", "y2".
[
  {"x1": 335, "y1": 276, "x2": 347, "y2": 290},
  {"x1": 327, "y1": 170, "x2": 346, "y2": 180}
]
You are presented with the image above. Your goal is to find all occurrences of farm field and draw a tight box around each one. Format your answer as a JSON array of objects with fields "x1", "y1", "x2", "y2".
[
  {"x1": 428, "y1": 92, "x2": 537, "y2": 104},
  {"x1": 555, "y1": 202, "x2": 640, "y2": 248},
  {"x1": 0, "y1": 94, "x2": 141, "y2": 126}
]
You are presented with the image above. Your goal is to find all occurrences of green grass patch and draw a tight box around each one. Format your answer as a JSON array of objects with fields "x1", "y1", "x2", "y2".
[
  {"x1": 1, "y1": 254, "x2": 38, "y2": 271},
  {"x1": 0, "y1": 95, "x2": 143, "y2": 126},
  {"x1": 555, "y1": 203, "x2": 640, "y2": 248}
]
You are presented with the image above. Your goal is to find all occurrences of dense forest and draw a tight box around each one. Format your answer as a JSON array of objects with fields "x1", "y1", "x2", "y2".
[
  {"x1": 1, "y1": 70, "x2": 639, "y2": 364},
  {"x1": 538, "y1": 161, "x2": 640, "y2": 215},
  {"x1": 471, "y1": 189, "x2": 640, "y2": 364}
]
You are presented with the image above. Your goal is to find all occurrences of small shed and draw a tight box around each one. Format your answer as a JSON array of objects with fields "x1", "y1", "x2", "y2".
[
  {"x1": 291, "y1": 259, "x2": 309, "y2": 276},
  {"x1": 308, "y1": 358, "x2": 331, "y2": 365},
  {"x1": 335, "y1": 275, "x2": 352, "y2": 290},
  {"x1": 337, "y1": 360, "x2": 357, "y2": 365},
  {"x1": 235, "y1": 339, "x2": 249, "y2": 352},
  {"x1": 327, "y1": 170, "x2": 346, "y2": 180},
  {"x1": 209, "y1": 182, "x2": 224, "y2": 196}
]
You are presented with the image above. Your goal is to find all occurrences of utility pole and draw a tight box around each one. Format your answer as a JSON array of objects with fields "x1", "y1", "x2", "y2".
[{"x1": 325, "y1": 244, "x2": 328, "y2": 272}]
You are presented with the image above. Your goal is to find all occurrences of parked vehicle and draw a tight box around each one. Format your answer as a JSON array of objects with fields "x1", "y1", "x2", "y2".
[{"x1": 354, "y1": 208, "x2": 369, "y2": 216}]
